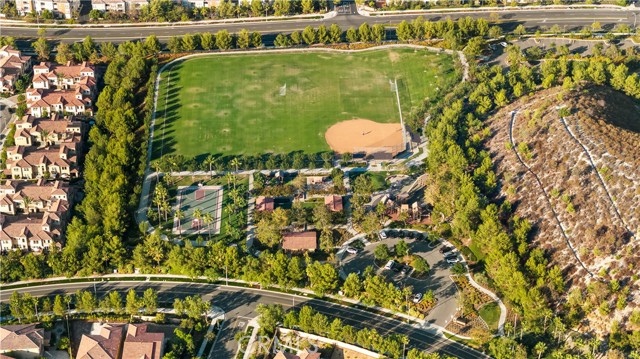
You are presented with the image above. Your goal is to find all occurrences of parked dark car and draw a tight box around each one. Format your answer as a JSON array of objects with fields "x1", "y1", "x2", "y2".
[{"x1": 440, "y1": 246, "x2": 453, "y2": 254}]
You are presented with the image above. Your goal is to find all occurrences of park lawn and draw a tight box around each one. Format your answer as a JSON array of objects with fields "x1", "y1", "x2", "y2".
[
  {"x1": 478, "y1": 302, "x2": 501, "y2": 331},
  {"x1": 153, "y1": 48, "x2": 456, "y2": 159},
  {"x1": 350, "y1": 171, "x2": 391, "y2": 192}
]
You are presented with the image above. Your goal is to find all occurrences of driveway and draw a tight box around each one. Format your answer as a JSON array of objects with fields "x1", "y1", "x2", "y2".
[{"x1": 339, "y1": 230, "x2": 460, "y2": 328}]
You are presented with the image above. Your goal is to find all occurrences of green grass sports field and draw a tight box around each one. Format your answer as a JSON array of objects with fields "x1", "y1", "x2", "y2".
[{"x1": 153, "y1": 48, "x2": 456, "y2": 159}]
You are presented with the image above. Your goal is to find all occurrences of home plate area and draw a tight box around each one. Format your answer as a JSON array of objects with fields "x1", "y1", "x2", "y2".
[{"x1": 173, "y1": 184, "x2": 223, "y2": 236}]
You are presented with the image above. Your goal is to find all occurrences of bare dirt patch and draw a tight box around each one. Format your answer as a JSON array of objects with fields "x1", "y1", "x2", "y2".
[
  {"x1": 324, "y1": 119, "x2": 404, "y2": 155},
  {"x1": 185, "y1": 87, "x2": 206, "y2": 94}
]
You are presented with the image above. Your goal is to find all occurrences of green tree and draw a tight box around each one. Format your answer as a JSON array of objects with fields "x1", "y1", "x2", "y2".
[
  {"x1": 250, "y1": 0, "x2": 263, "y2": 16},
  {"x1": 182, "y1": 33, "x2": 197, "y2": 51},
  {"x1": 396, "y1": 20, "x2": 414, "y2": 41},
  {"x1": 395, "y1": 240, "x2": 410, "y2": 257},
  {"x1": 372, "y1": 24, "x2": 385, "y2": 44},
  {"x1": 167, "y1": 36, "x2": 182, "y2": 53},
  {"x1": 142, "y1": 288, "x2": 158, "y2": 314},
  {"x1": 306, "y1": 261, "x2": 338, "y2": 296},
  {"x1": 374, "y1": 244, "x2": 391, "y2": 261},
  {"x1": 125, "y1": 289, "x2": 141, "y2": 317},
  {"x1": 301, "y1": 0, "x2": 314, "y2": 13},
  {"x1": 215, "y1": 30, "x2": 233, "y2": 50},
  {"x1": 302, "y1": 26, "x2": 316, "y2": 45},
  {"x1": 32, "y1": 37, "x2": 50, "y2": 61},
  {"x1": 514, "y1": 24, "x2": 527, "y2": 36},
  {"x1": 412, "y1": 256, "x2": 429, "y2": 273},
  {"x1": 358, "y1": 23, "x2": 372, "y2": 42},
  {"x1": 346, "y1": 27, "x2": 358, "y2": 43},
  {"x1": 273, "y1": 0, "x2": 290, "y2": 16},
  {"x1": 290, "y1": 31, "x2": 302, "y2": 45},
  {"x1": 274, "y1": 33, "x2": 291, "y2": 47},
  {"x1": 144, "y1": 35, "x2": 161, "y2": 54},
  {"x1": 488, "y1": 26, "x2": 503, "y2": 39},
  {"x1": 200, "y1": 32, "x2": 215, "y2": 50},
  {"x1": 317, "y1": 25, "x2": 329, "y2": 44},
  {"x1": 250, "y1": 32, "x2": 262, "y2": 47},
  {"x1": 256, "y1": 303, "x2": 284, "y2": 335},
  {"x1": 53, "y1": 295, "x2": 66, "y2": 317},
  {"x1": 55, "y1": 43, "x2": 74, "y2": 64},
  {"x1": 342, "y1": 272, "x2": 363, "y2": 298},
  {"x1": 329, "y1": 23, "x2": 342, "y2": 43},
  {"x1": 236, "y1": 29, "x2": 251, "y2": 49}
]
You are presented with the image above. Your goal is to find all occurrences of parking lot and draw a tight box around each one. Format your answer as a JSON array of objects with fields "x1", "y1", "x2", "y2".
[{"x1": 339, "y1": 229, "x2": 461, "y2": 327}]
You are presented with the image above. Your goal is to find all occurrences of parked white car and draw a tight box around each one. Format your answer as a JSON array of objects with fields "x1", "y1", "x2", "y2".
[
  {"x1": 384, "y1": 260, "x2": 395, "y2": 270},
  {"x1": 412, "y1": 293, "x2": 423, "y2": 303}
]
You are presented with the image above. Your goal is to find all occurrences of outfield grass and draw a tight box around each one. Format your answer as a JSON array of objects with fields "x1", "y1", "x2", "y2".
[{"x1": 153, "y1": 48, "x2": 456, "y2": 159}]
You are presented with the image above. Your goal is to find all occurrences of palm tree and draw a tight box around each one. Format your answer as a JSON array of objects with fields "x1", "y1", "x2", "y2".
[
  {"x1": 534, "y1": 342, "x2": 547, "y2": 359},
  {"x1": 225, "y1": 173, "x2": 236, "y2": 190},
  {"x1": 203, "y1": 212, "x2": 214, "y2": 241},
  {"x1": 230, "y1": 157, "x2": 241, "y2": 173},
  {"x1": 193, "y1": 208, "x2": 203, "y2": 230},
  {"x1": 40, "y1": 129, "x2": 50, "y2": 147},
  {"x1": 175, "y1": 209, "x2": 184, "y2": 237},
  {"x1": 204, "y1": 155, "x2": 216, "y2": 179},
  {"x1": 22, "y1": 196, "x2": 33, "y2": 217},
  {"x1": 160, "y1": 202, "x2": 171, "y2": 223}
]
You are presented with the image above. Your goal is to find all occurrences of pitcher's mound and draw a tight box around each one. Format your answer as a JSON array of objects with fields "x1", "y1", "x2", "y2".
[{"x1": 325, "y1": 119, "x2": 405, "y2": 157}]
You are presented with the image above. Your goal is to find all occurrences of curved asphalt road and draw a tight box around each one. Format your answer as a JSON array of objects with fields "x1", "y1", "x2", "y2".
[
  {"x1": 0, "y1": 8, "x2": 638, "y2": 42},
  {"x1": 0, "y1": 280, "x2": 490, "y2": 359}
]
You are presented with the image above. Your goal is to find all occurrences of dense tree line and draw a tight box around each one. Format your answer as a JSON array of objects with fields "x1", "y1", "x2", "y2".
[{"x1": 256, "y1": 303, "x2": 411, "y2": 358}]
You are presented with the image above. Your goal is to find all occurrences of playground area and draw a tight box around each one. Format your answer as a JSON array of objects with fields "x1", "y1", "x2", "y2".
[{"x1": 173, "y1": 184, "x2": 224, "y2": 237}]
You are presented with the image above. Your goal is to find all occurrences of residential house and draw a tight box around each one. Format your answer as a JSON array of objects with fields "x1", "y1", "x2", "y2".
[
  {"x1": 27, "y1": 61, "x2": 96, "y2": 116},
  {"x1": 26, "y1": 89, "x2": 92, "y2": 117},
  {"x1": 282, "y1": 231, "x2": 317, "y2": 252},
  {"x1": 14, "y1": 114, "x2": 84, "y2": 148},
  {"x1": 16, "y1": 0, "x2": 80, "y2": 18},
  {"x1": 121, "y1": 323, "x2": 165, "y2": 359},
  {"x1": 0, "y1": 199, "x2": 71, "y2": 252},
  {"x1": 0, "y1": 46, "x2": 31, "y2": 93},
  {"x1": 0, "y1": 324, "x2": 48, "y2": 359},
  {"x1": 256, "y1": 196, "x2": 274, "y2": 212},
  {"x1": 0, "y1": 179, "x2": 71, "y2": 216},
  {"x1": 324, "y1": 195, "x2": 343, "y2": 212},
  {"x1": 76, "y1": 324, "x2": 124, "y2": 359},
  {"x1": 5, "y1": 144, "x2": 80, "y2": 179}
]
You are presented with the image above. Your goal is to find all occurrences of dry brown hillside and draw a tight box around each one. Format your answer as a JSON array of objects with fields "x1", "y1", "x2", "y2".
[{"x1": 485, "y1": 85, "x2": 640, "y2": 332}]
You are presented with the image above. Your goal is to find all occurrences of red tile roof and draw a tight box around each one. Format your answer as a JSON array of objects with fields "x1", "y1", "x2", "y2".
[
  {"x1": 282, "y1": 231, "x2": 317, "y2": 251},
  {"x1": 324, "y1": 195, "x2": 343, "y2": 212}
]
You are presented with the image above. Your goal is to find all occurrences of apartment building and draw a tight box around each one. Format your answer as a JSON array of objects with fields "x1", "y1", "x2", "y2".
[
  {"x1": 0, "y1": 45, "x2": 31, "y2": 94},
  {"x1": 27, "y1": 61, "x2": 96, "y2": 117},
  {"x1": 16, "y1": 0, "x2": 80, "y2": 18}
]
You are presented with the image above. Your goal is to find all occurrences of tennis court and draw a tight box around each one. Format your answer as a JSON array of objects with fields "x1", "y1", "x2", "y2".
[{"x1": 173, "y1": 185, "x2": 223, "y2": 236}]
